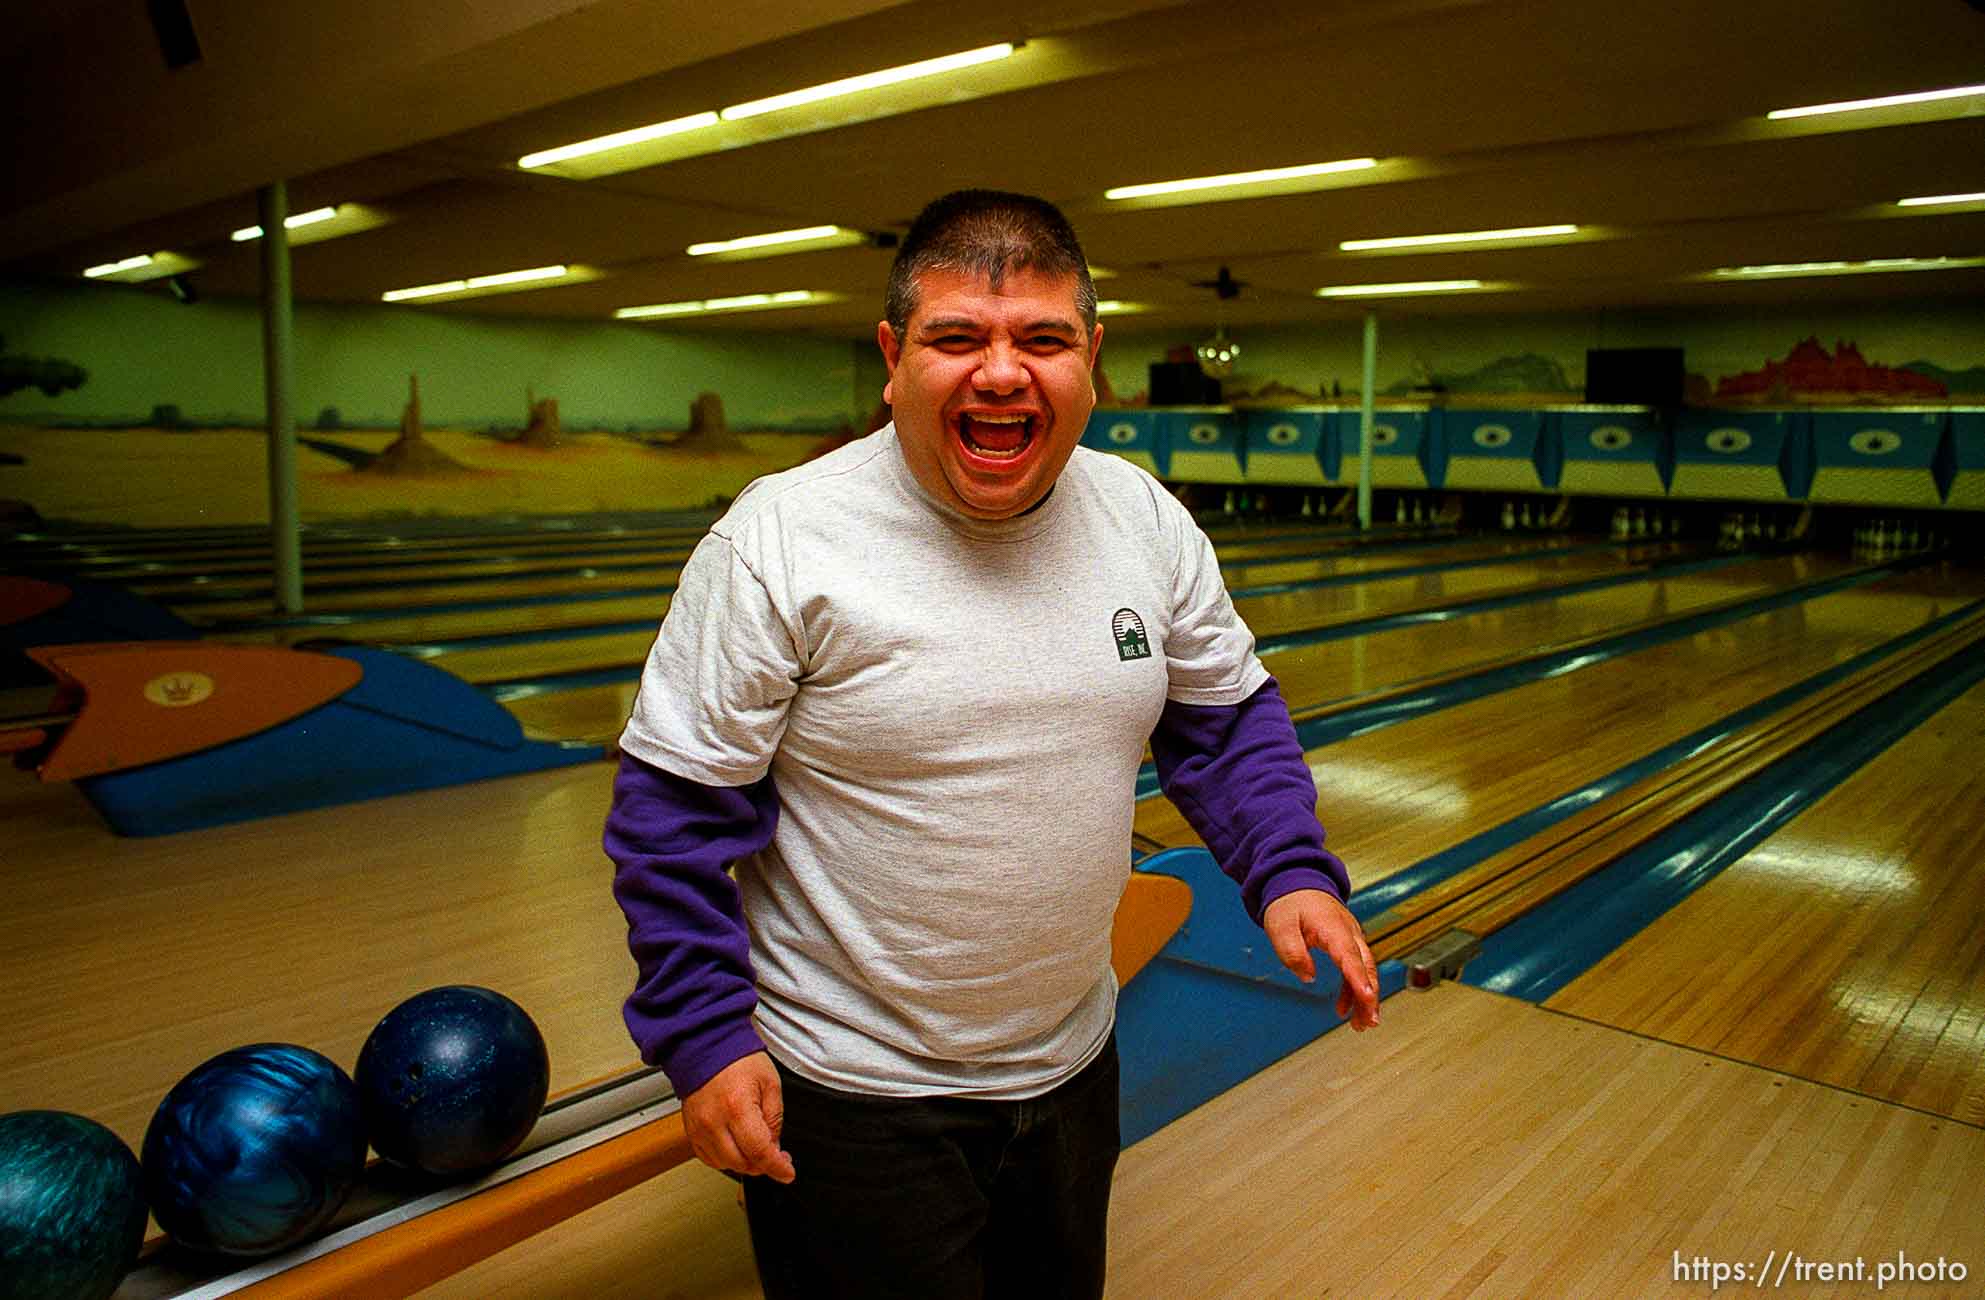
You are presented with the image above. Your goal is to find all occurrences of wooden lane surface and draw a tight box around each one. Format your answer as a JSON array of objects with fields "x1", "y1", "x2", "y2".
[
  {"x1": 396, "y1": 532, "x2": 1591, "y2": 686},
  {"x1": 247, "y1": 538, "x2": 1649, "y2": 657},
  {"x1": 1, "y1": 519, "x2": 710, "y2": 557},
  {"x1": 1365, "y1": 610, "x2": 1985, "y2": 964},
  {"x1": 1216, "y1": 532, "x2": 1567, "y2": 586},
  {"x1": 233, "y1": 591, "x2": 678, "y2": 647},
  {"x1": 263, "y1": 534, "x2": 1569, "y2": 645},
  {"x1": 237, "y1": 593, "x2": 681, "y2": 650},
  {"x1": 414, "y1": 985, "x2": 1985, "y2": 1297},
  {"x1": 183, "y1": 568, "x2": 686, "y2": 621},
  {"x1": 467, "y1": 546, "x2": 1730, "y2": 742},
  {"x1": 1257, "y1": 552, "x2": 1847, "y2": 709},
  {"x1": 120, "y1": 529, "x2": 1375, "y2": 603},
  {"x1": 1109, "y1": 986, "x2": 1985, "y2": 1297},
  {"x1": 256, "y1": 537, "x2": 1640, "y2": 666},
  {"x1": 0, "y1": 762, "x2": 641, "y2": 1158},
  {"x1": 504, "y1": 679, "x2": 643, "y2": 745},
  {"x1": 21, "y1": 531, "x2": 712, "y2": 581},
  {"x1": 168, "y1": 522, "x2": 1429, "y2": 626},
  {"x1": 21, "y1": 523, "x2": 711, "y2": 563},
  {"x1": 1135, "y1": 567, "x2": 1985, "y2": 897},
  {"x1": 492, "y1": 550, "x2": 1827, "y2": 744},
  {"x1": 1547, "y1": 675, "x2": 1985, "y2": 1126},
  {"x1": 1237, "y1": 541, "x2": 1687, "y2": 639},
  {"x1": 123, "y1": 547, "x2": 700, "y2": 601}
]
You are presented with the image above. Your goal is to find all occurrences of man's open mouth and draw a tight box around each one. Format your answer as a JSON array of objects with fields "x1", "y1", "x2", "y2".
[{"x1": 958, "y1": 412, "x2": 1036, "y2": 460}]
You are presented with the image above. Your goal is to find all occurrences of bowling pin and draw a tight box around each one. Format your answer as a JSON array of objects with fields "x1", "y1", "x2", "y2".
[
  {"x1": 1301, "y1": 493, "x2": 1314, "y2": 518},
  {"x1": 1502, "y1": 501, "x2": 1517, "y2": 531},
  {"x1": 1222, "y1": 490, "x2": 1235, "y2": 515}
]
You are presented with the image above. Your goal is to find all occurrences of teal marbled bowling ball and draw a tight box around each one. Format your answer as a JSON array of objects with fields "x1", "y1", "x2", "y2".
[
  {"x1": 141, "y1": 1043, "x2": 366, "y2": 1257},
  {"x1": 0, "y1": 1110, "x2": 148, "y2": 1300},
  {"x1": 356, "y1": 985, "x2": 550, "y2": 1178}
]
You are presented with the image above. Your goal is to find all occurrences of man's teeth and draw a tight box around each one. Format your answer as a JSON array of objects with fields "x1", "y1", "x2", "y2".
[{"x1": 962, "y1": 414, "x2": 1031, "y2": 458}]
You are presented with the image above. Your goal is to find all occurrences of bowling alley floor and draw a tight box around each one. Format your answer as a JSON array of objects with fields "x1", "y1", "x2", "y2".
[{"x1": 416, "y1": 983, "x2": 1985, "y2": 1298}]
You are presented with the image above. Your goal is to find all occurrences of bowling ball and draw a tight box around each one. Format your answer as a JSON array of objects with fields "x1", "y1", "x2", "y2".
[
  {"x1": 356, "y1": 985, "x2": 550, "y2": 1178},
  {"x1": 141, "y1": 1043, "x2": 366, "y2": 1257},
  {"x1": 0, "y1": 1111, "x2": 148, "y2": 1300}
]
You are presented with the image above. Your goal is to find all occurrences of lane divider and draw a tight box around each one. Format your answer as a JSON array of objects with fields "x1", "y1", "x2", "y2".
[
  {"x1": 1367, "y1": 603, "x2": 1985, "y2": 961},
  {"x1": 1351, "y1": 594, "x2": 1985, "y2": 924},
  {"x1": 1465, "y1": 626, "x2": 1985, "y2": 1000}
]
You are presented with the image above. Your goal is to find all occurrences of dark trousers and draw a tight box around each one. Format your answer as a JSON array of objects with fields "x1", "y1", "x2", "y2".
[{"x1": 742, "y1": 1036, "x2": 1121, "y2": 1300}]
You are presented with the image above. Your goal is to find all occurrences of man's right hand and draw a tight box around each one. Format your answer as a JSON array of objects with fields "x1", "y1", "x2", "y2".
[{"x1": 682, "y1": 1051, "x2": 796, "y2": 1183}]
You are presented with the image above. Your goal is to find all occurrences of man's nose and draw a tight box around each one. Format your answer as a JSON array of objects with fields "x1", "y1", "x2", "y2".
[{"x1": 973, "y1": 344, "x2": 1029, "y2": 393}]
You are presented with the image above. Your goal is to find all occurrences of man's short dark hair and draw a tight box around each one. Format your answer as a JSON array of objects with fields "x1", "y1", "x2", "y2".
[{"x1": 884, "y1": 190, "x2": 1097, "y2": 339}]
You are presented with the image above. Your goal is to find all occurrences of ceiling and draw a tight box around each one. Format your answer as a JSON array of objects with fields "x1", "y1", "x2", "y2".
[{"x1": 5, "y1": 0, "x2": 1984, "y2": 340}]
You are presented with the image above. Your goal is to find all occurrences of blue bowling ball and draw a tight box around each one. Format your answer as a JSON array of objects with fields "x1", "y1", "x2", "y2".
[
  {"x1": 356, "y1": 985, "x2": 550, "y2": 1178},
  {"x1": 0, "y1": 1110, "x2": 148, "y2": 1300},
  {"x1": 141, "y1": 1044, "x2": 366, "y2": 1257}
]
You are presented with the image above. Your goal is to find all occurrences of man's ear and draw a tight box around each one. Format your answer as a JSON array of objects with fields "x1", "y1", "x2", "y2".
[{"x1": 877, "y1": 320, "x2": 901, "y2": 405}]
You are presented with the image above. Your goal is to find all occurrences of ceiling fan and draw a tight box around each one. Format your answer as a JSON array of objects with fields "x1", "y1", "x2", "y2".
[{"x1": 1189, "y1": 266, "x2": 1247, "y2": 378}]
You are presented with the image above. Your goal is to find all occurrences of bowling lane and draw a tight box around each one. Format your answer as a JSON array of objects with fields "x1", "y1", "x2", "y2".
[
  {"x1": 17, "y1": 526, "x2": 712, "y2": 580},
  {"x1": 1259, "y1": 552, "x2": 1851, "y2": 706},
  {"x1": 504, "y1": 679, "x2": 643, "y2": 744},
  {"x1": 181, "y1": 565, "x2": 687, "y2": 621},
  {"x1": 232, "y1": 591, "x2": 681, "y2": 649},
  {"x1": 1546, "y1": 674, "x2": 1985, "y2": 1125},
  {"x1": 0, "y1": 762, "x2": 634, "y2": 1156},
  {"x1": 1134, "y1": 566, "x2": 1984, "y2": 897},
  {"x1": 490, "y1": 550, "x2": 1812, "y2": 743},
  {"x1": 260, "y1": 538, "x2": 1630, "y2": 655},
  {"x1": 1238, "y1": 541, "x2": 1693, "y2": 638},
  {"x1": 418, "y1": 535, "x2": 1675, "y2": 690},
  {"x1": 165, "y1": 520, "x2": 1372, "y2": 626},
  {"x1": 123, "y1": 543, "x2": 702, "y2": 601},
  {"x1": 1218, "y1": 531, "x2": 1577, "y2": 588},
  {"x1": 420, "y1": 976, "x2": 1985, "y2": 1298}
]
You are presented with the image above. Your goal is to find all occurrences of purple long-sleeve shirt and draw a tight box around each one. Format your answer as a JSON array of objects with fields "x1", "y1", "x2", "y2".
[{"x1": 605, "y1": 675, "x2": 1348, "y2": 1096}]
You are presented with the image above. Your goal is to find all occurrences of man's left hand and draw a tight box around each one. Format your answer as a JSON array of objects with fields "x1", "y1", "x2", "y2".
[{"x1": 1263, "y1": 889, "x2": 1381, "y2": 1030}]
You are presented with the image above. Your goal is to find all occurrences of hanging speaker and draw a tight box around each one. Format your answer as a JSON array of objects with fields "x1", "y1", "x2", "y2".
[{"x1": 147, "y1": 0, "x2": 203, "y2": 70}]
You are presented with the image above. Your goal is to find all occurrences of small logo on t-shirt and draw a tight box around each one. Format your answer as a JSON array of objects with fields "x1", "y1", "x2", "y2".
[{"x1": 1112, "y1": 608, "x2": 1151, "y2": 661}]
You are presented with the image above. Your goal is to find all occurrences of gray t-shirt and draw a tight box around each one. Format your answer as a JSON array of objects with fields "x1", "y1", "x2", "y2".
[{"x1": 620, "y1": 426, "x2": 1267, "y2": 1098}]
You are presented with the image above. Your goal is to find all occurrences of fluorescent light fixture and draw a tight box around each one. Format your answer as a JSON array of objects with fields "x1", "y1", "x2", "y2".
[
  {"x1": 80, "y1": 251, "x2": 197, "y2": 283},
  {"x1": 1340, "y1": 224, "x2": 1578, "y2": 252},
  {"x1": 84, "y1": 254, "x2": 154, "y2": 278},
  {"x1": 1768, "y1": 83, "x2": 1985, "y2": 120},
  {"x1": 231, "y1": 207, "x2": 341, "y2": 242},
  {"x1": 1106, "y1": 159, "x2": 1377, "y2": 201},
  {"x1": 1708, "y1": 256, "x2": 1985, "y2": 279},
  {"x1": 1897, "y1": 192, "x2": 1985, "y2": 208},
  {"x1": 1094, "y1": 300, "x2": 1149, "y2": 315},
  {"x1": 1316, "y1": 279, "x2": 1493, "y2": 299},
  {"x1": 720, "y1": 44, "x2": 1014, "y2": 121},
  {"x1": 686, "y1": 226, "x2": 865, "y2": 257},
  {"x1": 615, "y1": 290, "x2": 832, "y2": 320},
  {"x1": 383, "y1": 265, "x2": 581, "y2": 303},
  {"x1": 519, "y1": 112, "x2": 720, "y2": 170},
  {"x1": 1087, "y1": 265, "x2": 1117, "y2": 281}
]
